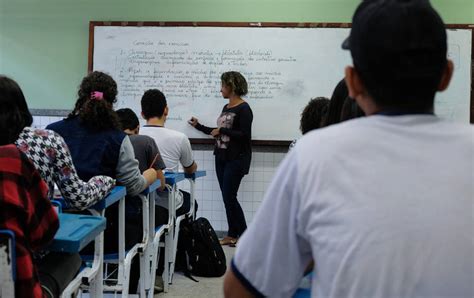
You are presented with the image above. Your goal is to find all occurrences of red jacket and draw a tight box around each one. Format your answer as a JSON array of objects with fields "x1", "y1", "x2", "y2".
[{"x1": 0, "y1": 144, "x2": 59, "y2": 298}]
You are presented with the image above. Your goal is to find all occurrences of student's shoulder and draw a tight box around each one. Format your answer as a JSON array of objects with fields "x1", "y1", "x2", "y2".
[
  {"x1": 46, "y1": 117, "x2": 74, "y2": 130},
  {"x1": 161, "y1": 127, "x2": 188, "y2": 139},
  {"x1": 302, "y1": 117, "x2": 369, "y2": 141},
  {"x1": 141, "y1": 126, "x2": 188, "y2": 143},
  {"x1": 0, "y1": 144, "x2": 23, "y2": 162},
  {"x1": 19, "y1": 127, "x2": 65, "y2": 143},
  {"x1": 440, "y1": 119, "x2": 474, "y2": 133},
  {"x1": 130, "y1": 134, "x2": 156, "y2": 146},
  {"x1": 295, "y1": 118, "x2": 371, "y2": 157},
  {"x1": 0, "y1": 144, "x2": 42, "y2": 184}
]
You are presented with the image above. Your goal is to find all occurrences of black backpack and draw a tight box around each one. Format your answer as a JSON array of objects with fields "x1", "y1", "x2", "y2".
[{"x1": 176, "y1": 217, "x2": 227, "y2": 278}]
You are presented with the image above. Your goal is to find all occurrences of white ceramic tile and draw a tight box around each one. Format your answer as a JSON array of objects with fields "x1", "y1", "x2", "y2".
[
  {"x1": 202, "y1": 190, "x2": 213, "y2": 200},
  {"x1": 275, "y1": 153, "x2": 286, "y2": 163},
  {"x1": 243, "y1": 191, "x2": 253, "y2": 202},
  {"x1": 212, "y1": 190, "x2": 222, "y2": 201},
  {"x1": 254, "y1": 152, "x2": 265, "y2": 161},
  {"x1": 253, "y1": 191, "x2": 265, "y2": 202},
  {"x1": 253, "y1": 171, "x2": 264, "y2": 182},
  {"x1": 242, "y1": 201, "x2": 253, "y2": 212},
  {"x1": 244, "y1": 171, "x2": 254, "y2": 181},
  {"x1": 202, "y1": 159, "x2": 213, "y2": 169},
  {"x1": 244, "y1": 212, "x2": 254, "y2": 223},
  {"x1": 203, "y1": 151, "x2": 214, "y2": 160},
  {"x1": 212, "y1": 210, "x2": 222, "y2": 221},
  {"x1": 201, "y1": 180, "x2": 212, "y2": 190},
  {"x1": 221, "y1": 221, "x2": 228, "y2": 232},
  {"x1": 263, "y1": 171, "x2": 275, "y2": 182},
  {"x1": 252, "y1": 201, "x2": 262, "y2": 212},
  {"x1": 264, "y1": 152, "x2": 274, "y2": 162},
  {"x1": 211, "y1": 221, "x2": 221, "y2": 230},
  {"x1": 195, "y1": 180, "x2": 203, "y2": 189},
  {"x1": 193, "y1": 150, "x2": 204, "y2": 160},
  {"x1": 211, "y1": 180, "x2": 219, "y2": 190},
  {"x1": 212, "y1": 200, "x2": 223, "y2": 211},
  {"x1": 201, "y1": 200, "x2": 212, "y2": 211},
  {"x1": 241, "y1": 181, "x2": 251, "y2": 191},
  {"x1": 194, "y1": 189, "x2": 203, "y2": 200},
  {"x1": 201, "y1": 210, "x2": 212, "y2": 219},
  {"x1": 206, "y1": 170, "x2": 216, "y2": 180}
]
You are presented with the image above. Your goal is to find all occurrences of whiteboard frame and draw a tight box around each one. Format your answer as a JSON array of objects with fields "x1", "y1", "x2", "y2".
[{"x1": 89, "y1": 21, "x2": 474, "y2": 146}]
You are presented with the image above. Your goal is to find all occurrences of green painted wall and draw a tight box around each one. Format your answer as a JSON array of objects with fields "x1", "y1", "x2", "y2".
[{"x1": 0, "y1": 0, "x2": 472, "y2": 110}]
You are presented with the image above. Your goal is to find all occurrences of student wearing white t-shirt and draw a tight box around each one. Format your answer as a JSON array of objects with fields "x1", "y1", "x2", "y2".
[
  {"x1": 224, "y1": 1, "x2": 473, "y2": 297},
  {"x1": 139, "y1": 89, "x2": 197, "y2": 224}
]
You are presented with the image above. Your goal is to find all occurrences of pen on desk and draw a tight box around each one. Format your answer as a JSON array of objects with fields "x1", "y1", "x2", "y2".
[{"x1": 149, "y1": 152, "x2": 161, "y2": 169}]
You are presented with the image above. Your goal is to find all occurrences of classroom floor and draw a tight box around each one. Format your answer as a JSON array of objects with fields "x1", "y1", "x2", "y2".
[{"x1": 156, "y1": 246, "x2": 236, "y2": 298}]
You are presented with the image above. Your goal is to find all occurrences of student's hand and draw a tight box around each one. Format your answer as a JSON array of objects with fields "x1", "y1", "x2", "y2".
[
  {"x1": 211, "y1": 128, "x2": 220, "y2": 137},
  {"x1": 143, "y1": 168, "x2": 158, "y2": 185},
  {"x1": 157, "y1": 170, "x2": 166, "y2": 192},
  {"x1": 188, "y1": 117, "x2": 199, "y2": 127}
]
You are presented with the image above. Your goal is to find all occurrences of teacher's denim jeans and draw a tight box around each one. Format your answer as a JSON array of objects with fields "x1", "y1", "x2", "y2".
[{"x1": 215, "y1": 157, "x2": 247, "y2": 238}]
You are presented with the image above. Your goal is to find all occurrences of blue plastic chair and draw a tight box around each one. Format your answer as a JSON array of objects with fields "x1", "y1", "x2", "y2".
[{"x1": 0, "y1": 230, "x2": 16, "y2": 297}]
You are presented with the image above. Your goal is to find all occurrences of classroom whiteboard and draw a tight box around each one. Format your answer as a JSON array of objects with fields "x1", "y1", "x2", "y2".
[{"x1": 92, "y1": 25, "x2": 472, "y2": 141}]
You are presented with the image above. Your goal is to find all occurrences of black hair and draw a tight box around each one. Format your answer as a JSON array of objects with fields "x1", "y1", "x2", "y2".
[
  {"x1": 357, "y1": 68, "x2": 442, "y2": 113},
  {"x1": 323, "y1": 79, "x2": 348, "y2": 127},
  {"x1": 141, "y1": 89, "x2": 167, "y2": 120},
  {"x1": 300, "y1": 97, "x2": 330, "y2": 134},
  {"x1": 350, "y1": 0, "x2": 447, "y2": 113},
  {"x1": 0, "y1": 76, "x2": 33, "y2": 145},
  {"x1": 221, "y1": 71, "x2": 248, "y2": 96},
  {"x1": 340, "y1": 97, "x2": 365, "y2": 122},
  {"x1": 116, "y1": 108, "x2": 139, "y2": 131},
  {"x1": 68, "y1": 71, "x2": 121, "y2": 130}
]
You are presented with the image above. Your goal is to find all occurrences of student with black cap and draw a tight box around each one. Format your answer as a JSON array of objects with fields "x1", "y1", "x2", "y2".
[{"x1": 223, "y1": 0, "x2": 473, "y2": 297}]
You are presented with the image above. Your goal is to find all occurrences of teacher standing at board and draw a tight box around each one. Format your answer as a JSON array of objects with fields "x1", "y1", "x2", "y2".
[{"x1": 189, "y1": 71, "x2": 253, "y2": 246}]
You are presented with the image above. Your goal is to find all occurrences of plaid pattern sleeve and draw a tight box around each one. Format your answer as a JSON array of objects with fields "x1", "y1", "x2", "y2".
[
  {"x1": 0, "y1": 144, "x2": 59, "y2": 298},
  {"x1": 16, "y1": 127, "x2": 115, "y2": 210}
]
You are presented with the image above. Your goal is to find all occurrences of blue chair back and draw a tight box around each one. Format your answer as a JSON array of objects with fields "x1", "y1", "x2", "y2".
[{"x1": 0, "y1": 230, "x2": 16, "y2": 297}]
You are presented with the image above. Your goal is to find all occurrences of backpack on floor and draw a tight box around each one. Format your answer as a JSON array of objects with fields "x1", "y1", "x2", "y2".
[{"x1": 176, "y1": 217, "x2": 227, "y2": 278}]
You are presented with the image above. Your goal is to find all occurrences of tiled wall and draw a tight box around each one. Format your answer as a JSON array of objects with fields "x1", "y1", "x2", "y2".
[
  {"x1": 32, "y1": 116, "x2": 64, "y2": 129},
  {"x1": 179, "y1": 150, "x2": 286, "y2": 232},
  {"x1": 32, "y1": 116, "x2": 287, "y2": 232}
]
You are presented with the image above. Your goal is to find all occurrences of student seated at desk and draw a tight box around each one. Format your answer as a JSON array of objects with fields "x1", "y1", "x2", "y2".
[
  {"x1": 139, "y1": 89, "x2": 198, "y2": 286},
  {"x1": 0, "y1": 76, "x2": 115, "y2": 210},
  {"x1": 46, "y1": 71, "x2": 158, "y2": 254},
  {"x1": 116, "y1": 108, "x2": 166, "y2": 195},
  {"x1": 116, "y1": 108, "x2": 168, "y2": 224},
  {"x1": 139, "y1": 89, "x2": 198, "y2": 225},
  {"x1": 0, "y1": 75, "x2": 88, "y2": 297},
  {"x1": 224, "y1": 1, "x2": 473, "y2": 297},
  {"x1": 0, "y1": 145, "x2": 59, "y2": 298},
  {"x1": 117, "y1": 108, "x2": 168, "y2": 292},
  {"x1": 0, "y1": 79, "x2": 77, "y2": 298}
]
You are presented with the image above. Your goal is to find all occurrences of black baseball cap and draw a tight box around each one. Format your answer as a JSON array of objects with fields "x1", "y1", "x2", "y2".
[{"x1": 342, "y1": 0, "x2": 447, "y2": 88}]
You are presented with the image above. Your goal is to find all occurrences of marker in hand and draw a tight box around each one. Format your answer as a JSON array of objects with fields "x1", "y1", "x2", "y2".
[{"x1": 188, "y1": 117, "x2": 198, "y2": 127}]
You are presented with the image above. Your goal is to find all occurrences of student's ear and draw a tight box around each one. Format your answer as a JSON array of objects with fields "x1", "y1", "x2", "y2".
[
  {"x1": 438, "y1": 59, "x2": 454, "y2": 92},
  {"x1": 345, "y1": 66, "x2": 366, "y2": 99},
  {"x1": 135, "y1": 125, "x2": 140, "y2": 134},
  {"x1": 164, "y1": 106, "x2": 169, "y2": 117},
  {"x1": 141, "y1": 111, "x2": 146, "y2": 120},
  {"x1": 345, "y1": 66, "x2": 378, "y2": 115}
]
